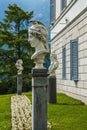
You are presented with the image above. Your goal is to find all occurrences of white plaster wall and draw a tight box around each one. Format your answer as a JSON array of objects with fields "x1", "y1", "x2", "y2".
[
  {"x1": 55, "y1": 0, "x2": 72, "y2": 19},
  {"x1": 51, "y1": 0, "x2": 87, "y2": 39},
  {"x1": 67, "y1": 0, "x2": 72, "y2": 5},
  {"x1": 56, "y1": 0, "x2": 61, "y2": 19},
  {"x1": 51, "y1": 9, "x2": 87, "y2": 104}
]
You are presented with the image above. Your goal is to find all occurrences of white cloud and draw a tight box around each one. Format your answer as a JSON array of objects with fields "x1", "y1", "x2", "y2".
[
  {"x1": 34, "y1": 12, "x2": 43, "y2": 19},
  {"x1": 37, "y1": 13, "x2": 43, "y2": 18}
]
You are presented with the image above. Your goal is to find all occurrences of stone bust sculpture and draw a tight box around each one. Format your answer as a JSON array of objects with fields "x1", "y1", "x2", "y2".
[
  {"x1": 28, "y1": 20, "x2": 49, "y2": 69},
  {"x1": 49, "y1": 53, "x2": 59, "y2": 76},
  {"x1": 15, "y1": 59, "x2": 23, "y2": 75}
]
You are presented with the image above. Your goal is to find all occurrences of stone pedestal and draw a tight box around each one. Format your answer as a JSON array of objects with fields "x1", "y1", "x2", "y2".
[
  {"x1": 32, "y1": 69, "x2": 48, "y2": 130},
  {"x1": 17, "y1": 74, "x2": 22, "y2": 95},
  {"x1": 47, "y1": 76, "x2": 56, "y2": 104}
]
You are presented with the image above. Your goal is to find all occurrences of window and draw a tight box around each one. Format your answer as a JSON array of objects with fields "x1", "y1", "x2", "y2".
[
  {"x1": 62, "y1": 45, "x2": 66, "y2": 79},
  {"x1": 61, "y1": 0, "x2": 67, "y2": 11},
  {"x1": 70, "y1": 38, "x2": 78, "y2": 81},
  {"x1": 50, "y1": 0, "x2": 56, "y2": 24}
]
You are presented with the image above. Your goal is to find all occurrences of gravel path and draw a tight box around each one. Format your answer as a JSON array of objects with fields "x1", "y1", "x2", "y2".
[
  {"x1": 11, "y1": 95, "x2": 51, "y2": 130},
  {"x1": 11, "y1": 95, "x2": 32, "y2": 130}
]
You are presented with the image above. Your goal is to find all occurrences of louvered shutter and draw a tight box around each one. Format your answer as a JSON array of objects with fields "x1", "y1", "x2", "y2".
[
  {"x1": 50, "y1": 0, "x2": 55, "y2": 24},
  {"x1": 62, "y1": 45, "x2": 66, "y2": 79},
  {"x1": 70, "y1": 38, "x2": 78, "y2": 81}
]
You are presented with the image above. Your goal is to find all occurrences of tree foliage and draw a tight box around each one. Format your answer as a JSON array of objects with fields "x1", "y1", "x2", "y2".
[{"x1": 0, "y1": 4, "x2": 34, "y2": 94}]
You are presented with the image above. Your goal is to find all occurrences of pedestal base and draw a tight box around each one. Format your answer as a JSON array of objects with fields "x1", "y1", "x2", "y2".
[
  {"x1": 47, "y1": 76, "x2": 56, "y2": 104},
  {"x1": 17, "y1": 74, "x2": 22, "y2": 95},
  {"x1": 32, "y1": 69, "x2": 48, "y2": 130}
]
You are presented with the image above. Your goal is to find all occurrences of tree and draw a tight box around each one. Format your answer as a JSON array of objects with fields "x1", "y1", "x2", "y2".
[{"x1": 0, "y1": 4, "x2": 34, "y2": 94}]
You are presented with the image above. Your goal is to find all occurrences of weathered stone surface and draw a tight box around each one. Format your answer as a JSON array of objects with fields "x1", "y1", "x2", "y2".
[
  {"x1": 32, "y1": 69, "x2": 48, "y2": 130},
  {"x1": 47, "y1": 76, "x2": 57, "y2": 104},
  {"x1": 17, "y1": 74, "x2": 22, "y2": 95}
]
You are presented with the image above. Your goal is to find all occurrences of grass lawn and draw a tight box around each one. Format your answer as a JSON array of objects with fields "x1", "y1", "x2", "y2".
[{"x1": 0, "y1": 92, "x2": 87, "y2": 130}]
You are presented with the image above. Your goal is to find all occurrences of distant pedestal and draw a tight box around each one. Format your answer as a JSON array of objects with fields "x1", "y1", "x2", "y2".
[
  {"x1": 32, "y1": 69, "x2": 48, "y2": 130},
  {"x1": 47, "y1": 76, "x2": 56, "y2": 104},
  {"x1": 17, "y1": 74, "x2": 22, "y2": 95}
]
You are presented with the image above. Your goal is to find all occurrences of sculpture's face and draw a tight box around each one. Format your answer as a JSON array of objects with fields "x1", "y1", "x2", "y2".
[
  {"x1": 50, "y1": 53, "x2": 57, "y2": 62},
  {"x1": 50, "y1": 54, "x2": 55, "y2": 61},
  {"x1": 17, "y1": 59, "x2": 23, "y2": 65},
  {"x1": 29, "y1": 34, "x2": 34, "y2": 47},
  {"x1": 29, "y1": 33, "x2": 39, "y2": 48}
]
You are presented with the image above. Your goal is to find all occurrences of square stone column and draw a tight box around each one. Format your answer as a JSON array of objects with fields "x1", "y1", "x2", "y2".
[
  {"x1": 47, "y1": 76, "x2": 57, "y2": 104},
  {"x1": 17, "y1": 74, "x2": 22, "y2": 95},
  {"x1": 32, "y1": 69, "x2": 48, "y2": 130}
]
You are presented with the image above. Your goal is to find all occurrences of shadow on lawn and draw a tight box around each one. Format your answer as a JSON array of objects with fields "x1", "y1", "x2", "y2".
[{"x1": 56, "y1": 102, "x2": 84, "y2": 105}]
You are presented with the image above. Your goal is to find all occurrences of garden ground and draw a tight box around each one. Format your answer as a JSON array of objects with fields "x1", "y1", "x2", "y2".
[{"x1": 0, "y1": 92, "x2": 87, "y2": 130}]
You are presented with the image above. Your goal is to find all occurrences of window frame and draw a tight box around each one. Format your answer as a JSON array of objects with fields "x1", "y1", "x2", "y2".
[
  {"x1": 70, "y1": 38, "x2": 78, "y2": 81},
  {"x1": 61, "y1": 0, "x2": 67, "y2": 11},
  {"x1": 62, "y1": 45, "x2": 66, "y2": 80}
]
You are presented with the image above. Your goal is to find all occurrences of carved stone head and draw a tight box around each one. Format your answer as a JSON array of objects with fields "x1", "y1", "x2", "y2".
[
  {"x1": 28, "y1": 20, "x2": 49, "y2": 69},
  {"x1": 49, "y1": 53, "x2": 59, "y2": 76},
  {"x1": 15, "y1": 59, "x2": 23, "y2": 75}
]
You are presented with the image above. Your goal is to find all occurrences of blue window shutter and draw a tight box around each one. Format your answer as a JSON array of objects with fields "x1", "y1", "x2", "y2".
[
  {"x1": 50, "y1": 0, "x2": 55, "y2": 24},
  {"x1": 62, "y1": 45, "x2": 66, "y2": 79},
  {"x1": 70, "y1": 38, "x2": 78, "y2": 81}
]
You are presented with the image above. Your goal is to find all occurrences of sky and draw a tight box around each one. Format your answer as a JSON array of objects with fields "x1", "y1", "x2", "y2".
[{"x1": 0, "y1": 0, "x2": 50, "y2": 28}]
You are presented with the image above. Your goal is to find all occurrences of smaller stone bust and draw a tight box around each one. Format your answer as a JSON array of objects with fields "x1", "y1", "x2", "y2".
[
  {"x1": 28, "y1": 20, "x2": 49, "y2": 69},
  {"x1": 49, "y1": 53, "x2": 59, "y2": 76},
  {"x1": 15, "y1": 59, "x2": 23, "y2": 75}
]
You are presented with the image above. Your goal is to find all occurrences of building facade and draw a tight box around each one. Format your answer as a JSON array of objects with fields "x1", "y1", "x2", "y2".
[{"x1": 50, "y1": 0, "x2": 87, "y2": 104}]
